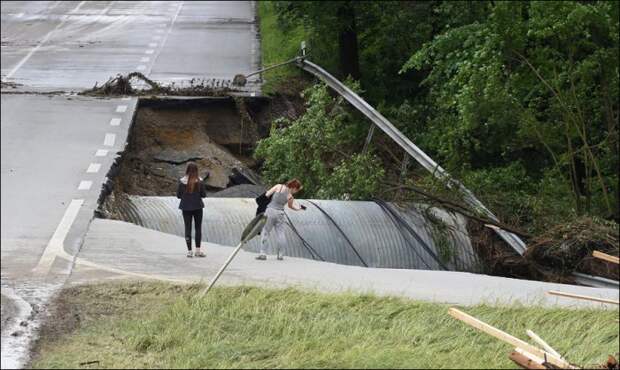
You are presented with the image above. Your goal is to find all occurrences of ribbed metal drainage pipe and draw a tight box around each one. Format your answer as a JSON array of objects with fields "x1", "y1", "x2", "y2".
[{"x1": 111, "y1": 196, "x2": 482, "y2": 272}]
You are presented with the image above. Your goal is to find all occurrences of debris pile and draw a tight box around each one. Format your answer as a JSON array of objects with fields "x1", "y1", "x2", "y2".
[
  {"x1": 80, "y1": 72, "x2": 239, "y2": 97},
  {"x1": 525, "y1": 217, "x2": 619, "y2": 281}
]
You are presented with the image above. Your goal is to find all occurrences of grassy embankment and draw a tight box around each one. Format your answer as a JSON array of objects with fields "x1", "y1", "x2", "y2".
[
  {"x1": 257, "y1": 1, "x2": 308, "y2": 95},
  {"x1": 30, "y1": 282, "x2": 618, "y2": 369}
]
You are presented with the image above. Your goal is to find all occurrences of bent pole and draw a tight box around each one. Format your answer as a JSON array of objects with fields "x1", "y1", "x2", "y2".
[
  {"x1": 199, "y1": 241, "x2": 245, "y2": 297},
  {"x1": 296, "y1": 58, "x2": 527, "y2": 256},
  {"x1": 199, "y1": 214, "x2": 267, "y2": 297}
]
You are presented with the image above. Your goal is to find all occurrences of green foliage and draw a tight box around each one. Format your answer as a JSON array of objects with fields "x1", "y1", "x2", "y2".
[
  {"x1": 319, "y1": 153, "x2": 385, "y2": 200},
  {"x1": 257, "y1": 2, "x2": 307, "y2": 95},
  {"x1": 255, "y1": 83, "x2": 382, "y2": 200},
  {"x1": 260, "y1": 0, "x2": 618, "y2": 228},
  {"x1": 403, "y1": 1, "x2": 619, "y2": 220},
  {"x1": 273, "y1": 1, "x2": 439, "y2": 105}
]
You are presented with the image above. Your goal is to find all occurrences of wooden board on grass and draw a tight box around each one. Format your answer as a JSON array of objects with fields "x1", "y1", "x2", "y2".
[
  {"x1": 448, "y1": 308, "x2": 576, "y2": 369},
  {"x1": 548, "y1": 290, "x2": 619, "y2": 305}
]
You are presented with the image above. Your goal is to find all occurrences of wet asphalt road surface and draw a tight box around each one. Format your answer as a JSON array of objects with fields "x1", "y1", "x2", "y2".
[{"x1": 1, "y1": 2, "x2": 259, "y2": 367}]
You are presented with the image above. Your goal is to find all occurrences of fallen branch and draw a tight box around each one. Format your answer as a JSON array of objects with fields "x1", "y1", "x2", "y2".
[
  {"x1": 383, "y1": 181, "x2": 532, "y2": 238},
  {"x1": 79, "y1": 360, "x2": 100, "y2": 366}
]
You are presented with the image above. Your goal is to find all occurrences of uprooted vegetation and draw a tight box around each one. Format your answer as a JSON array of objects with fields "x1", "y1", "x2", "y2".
[
  {"x1": 525, "y1": 217, "x2": 619, "y2": 282},
  {"x1": 80, "y1": 72, "x2": 240, "y2": 97}
]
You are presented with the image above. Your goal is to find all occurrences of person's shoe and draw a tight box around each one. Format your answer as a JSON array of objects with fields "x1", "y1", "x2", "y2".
[
  {"x1": 255, "y1": 254, "x2": 267, "y2": 260},
  {"x1": 277, "y1": 255, "x2": 284, "y2": 261},
  {"x1": 195, "y1": 251, "x2": 206, "y2": 258},
  {"x1": 186, "y1": 250, "x2": 193, "y2": 258}
]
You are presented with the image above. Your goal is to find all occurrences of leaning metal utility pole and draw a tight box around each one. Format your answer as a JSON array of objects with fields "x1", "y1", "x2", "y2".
[
  {"x1": 199, "y1": 214, "x2": 267, "y2": 297},
  {"x1": 227, "y1": 43, "x2": 617, "y2": 289}
]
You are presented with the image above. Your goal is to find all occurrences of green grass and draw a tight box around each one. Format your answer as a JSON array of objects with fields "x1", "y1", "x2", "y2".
[
  {"x1": 30, "y1": 282, "x2": 618, "y2": 369},
  {"x1": 258, "y1": 1, "x2": 308, "y2": 95}
]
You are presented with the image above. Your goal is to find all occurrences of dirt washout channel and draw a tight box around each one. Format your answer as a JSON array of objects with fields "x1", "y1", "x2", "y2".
[{"x1": 98, "y1": 96, "x2": 278, "y2": 218}]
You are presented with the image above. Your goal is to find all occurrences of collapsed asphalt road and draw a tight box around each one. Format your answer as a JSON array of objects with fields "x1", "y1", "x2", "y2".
[
  {"x1": 2, "y1": 2, "x2": 618, "y2": 369},
  {"x1": 1, "y1": 1, "x2": 260, "y2": 367}
]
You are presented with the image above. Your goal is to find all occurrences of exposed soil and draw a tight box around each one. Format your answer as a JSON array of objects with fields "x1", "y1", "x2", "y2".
[
  {"x1": 97, "y1": 92, "x2": 306, "y2": 218},
  {"x1": 113, "y1": 97, "x2": 270, "y2": 197}
]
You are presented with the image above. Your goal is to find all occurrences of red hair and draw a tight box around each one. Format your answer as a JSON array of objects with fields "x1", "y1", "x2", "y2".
[{"x1": 286, "y1": 178, "x2": 302, "y2": 190}]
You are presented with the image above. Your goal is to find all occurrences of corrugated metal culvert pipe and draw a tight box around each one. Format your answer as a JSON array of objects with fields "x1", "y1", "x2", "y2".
[{"x1": 113, "y1": 196, "x2": 482, "y2": 272}]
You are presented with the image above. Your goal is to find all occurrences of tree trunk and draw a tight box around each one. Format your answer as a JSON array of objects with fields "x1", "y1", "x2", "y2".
[{"x1": 337, "y1": 2, "x2": 361, "y2": 80}]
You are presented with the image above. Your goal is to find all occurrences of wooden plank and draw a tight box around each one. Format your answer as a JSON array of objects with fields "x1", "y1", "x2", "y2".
[
  {"x1": 548, "y1": 290, "x2": 619, "y2": 305},
  {"x1": 526, "y1": 330, "x2": 563, "y2": 359},
  {"x1": 592, "y1": 250, "x2": 620, "y2": 264},
  {"x1": 448, "y1": 308, "x2": 576, "y2": 369},
  {"x1": 515, "y1": 348, "x2": 546, "y2": 366},
  {"x1": 510, "y1": 350, "x2": 547, "y2": 369}
]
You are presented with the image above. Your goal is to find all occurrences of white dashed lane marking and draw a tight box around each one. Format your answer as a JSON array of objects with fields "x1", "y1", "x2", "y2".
[
  {"x1": 149, "y1": 42, "x2": 157, "y2": 47},
  {"x1": 141, "y1": 56, "x2": 150, "y2": 62},
  {"x1": 95, "y1": 149, "x2": 108, "y2": 157},
  {"x1": 145, "y1": 49, "x2": 155, "y2": 54},
  {"x1": 115, "y1": 105, "x2": 127, "y2": 113},
  {"x1": 152, "y1": 35, "x2": 162, "y2": 40},
  {"x1": 2, "y1": 1, "x2": 86, "y2": 81},
  {"x1": 136, "y1": 65, "x2": 146, "y2": 71},
  {"x1": 155, "y1": 29, "x2": 164, "y2": 33},
  {"x1": 104, "y1": 133, "x2": 116, "y2": 147},
  {"x1": 109, "y1": 118, "x2": 121, "y2": 126},
  {"x1": 77, "y1": 181, "x2": 92, "y2": 190},
  {"x1": 86, "y1": 163, "x2": 101, "y2": 173}
]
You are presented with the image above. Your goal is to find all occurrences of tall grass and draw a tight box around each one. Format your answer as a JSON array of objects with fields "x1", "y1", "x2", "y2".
[
  {"x1": 257, "y1": 1, "x2": 307, "y2": 95},
  {"x1": 31, "y1": 282, "x2": 619, "y2": 369}
]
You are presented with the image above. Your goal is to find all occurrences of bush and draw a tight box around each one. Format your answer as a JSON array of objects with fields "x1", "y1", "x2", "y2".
[{"x1": 255, "y1": 83, "x2": 382, "y2": 200}]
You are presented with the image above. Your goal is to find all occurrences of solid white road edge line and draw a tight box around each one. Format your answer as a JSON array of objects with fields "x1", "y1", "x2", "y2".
[{"x1": 32, "y1": 199, "x2": 84, "y2": 275}]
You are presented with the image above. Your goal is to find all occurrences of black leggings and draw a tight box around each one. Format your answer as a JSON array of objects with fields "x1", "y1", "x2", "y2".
[{"x1": 182, "y1": 209, "x2": 203, "y2": 251}]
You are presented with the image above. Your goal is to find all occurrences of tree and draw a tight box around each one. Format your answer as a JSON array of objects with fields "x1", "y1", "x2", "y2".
[
  {"x1": 402, "y1": 1, "x2": 619, "y2": 221},
  {"x1": 255, "y1": 83, "x2": 384, "y2": 200}
]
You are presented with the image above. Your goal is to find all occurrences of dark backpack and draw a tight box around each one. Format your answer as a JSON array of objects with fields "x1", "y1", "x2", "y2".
[{"x1": 255, "y1": 192, "x2": 273, "y2": 215}]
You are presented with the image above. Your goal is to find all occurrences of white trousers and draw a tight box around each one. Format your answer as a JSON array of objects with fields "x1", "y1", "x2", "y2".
[{"x1": 259, "y1": 208, "x2": 287, "y2": 257}]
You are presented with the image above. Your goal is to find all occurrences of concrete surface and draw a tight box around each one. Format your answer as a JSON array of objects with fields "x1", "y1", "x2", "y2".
[
  {"x1": 70, "y1": 218, "x2": 619, "y2": 309},
  {"x1": 1, "y1": 2, "x2": 260, "y2": 367},
  {"x1": 1, "y1": 94, "x2": 136, "y2": 277},
  {"x1": 1, "y1": 1, "x2": 260, "y2": 92}
]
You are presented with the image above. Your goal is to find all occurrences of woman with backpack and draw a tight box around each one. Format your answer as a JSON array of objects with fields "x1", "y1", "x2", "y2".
[
  {"x1": 256, "y1": 178, "x2": 306, "y2": 261},
  {"x1": 176, "y1": 163, "x2": 208, "y2": 258}
]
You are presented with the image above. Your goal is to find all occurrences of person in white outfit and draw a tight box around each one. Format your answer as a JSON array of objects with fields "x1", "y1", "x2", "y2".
[{"x1": 256, "y1": 178, "x2": 306, "y2": 260}]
